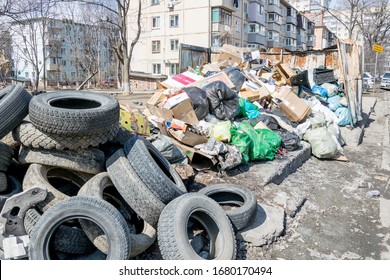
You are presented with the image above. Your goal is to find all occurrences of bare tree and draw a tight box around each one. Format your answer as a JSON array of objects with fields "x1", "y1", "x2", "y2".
[
  {"x1": 357, "y1": 0, "x2": 390, "y2": 74},
  {"x1": 8, "y1": 0, "x2": 60, "y2": 92},
  {"x1": 315, "y1": 0, "x2": 366, "y2": 39},
  {"x1": 63, "y1": 0, "x2": 143, "y2": 95}
]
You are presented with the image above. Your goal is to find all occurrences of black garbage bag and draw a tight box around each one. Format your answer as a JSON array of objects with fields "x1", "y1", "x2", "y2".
[
  {"x1": 255, "y1": 114, "x2": 280, "y2": 130},
  {"x1": 223, "y1": 67, "x2": 246, "y2": 91},
  {"x1": 202, "y1": 81, "x2": 240, "y2": 120},
  {"x1": 276, "y1": 129, "x2": 301, "y2": 151},
  {"x1": 183, "y1": 87, "x2": 209, "y2": 120}
]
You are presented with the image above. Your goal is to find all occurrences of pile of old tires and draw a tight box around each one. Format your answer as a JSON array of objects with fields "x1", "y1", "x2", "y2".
[{"x1": 0, "y1": 85, "x2": 258, "y2": 260}]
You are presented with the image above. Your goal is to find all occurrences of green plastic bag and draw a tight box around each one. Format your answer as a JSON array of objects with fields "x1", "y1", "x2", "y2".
[
  {"x1": 230, "y1": 127, "x2": 250, "y2": 164},
  {"x1": 230, "y1": 123, "x2": 282, "y2": 162}
]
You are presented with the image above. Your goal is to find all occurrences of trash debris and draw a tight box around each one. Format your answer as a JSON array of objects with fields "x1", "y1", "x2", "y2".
[{"x1": 365, "y1": 190, "x2": 381, "y2": 198}]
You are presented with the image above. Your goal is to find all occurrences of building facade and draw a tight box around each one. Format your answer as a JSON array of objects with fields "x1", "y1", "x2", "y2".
[
  {"x1": 131, "y1": 0, "x2": 249, "y2": 76},
  {"x1": 131, "y1": 0, "x2": 317, "y2": 76},
  {"x1": 11, "y1": 18, "x2": 113, "y2": 86}
]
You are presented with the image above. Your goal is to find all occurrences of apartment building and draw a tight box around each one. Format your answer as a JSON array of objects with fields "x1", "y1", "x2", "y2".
[
  {"x1": 130, "y1": 0, "x2": 317, "y2": 76},
  {"x1": 11, "y1": 18, "x2": 113, "y2": 86},
  {"x1": 130, "y1": 0, "x2": 249, "y2": 76},
  {"x1": 287, "y1": 0, "x2": 329, "y2": 12},
  {"x1": 246, "y1": 0, "x2": 314, "y2": 51}
]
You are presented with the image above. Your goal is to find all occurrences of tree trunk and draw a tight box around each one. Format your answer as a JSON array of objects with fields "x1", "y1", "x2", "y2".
[
  {"x1": 76, "y1": 70, "x2": 98, "y2": 90},
  {"x1": 122, "y1": 55, "x2": 131, "y2": 95}
]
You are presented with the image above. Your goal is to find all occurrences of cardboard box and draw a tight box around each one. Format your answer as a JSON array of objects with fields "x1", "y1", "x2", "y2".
[
  {"x1": 168, "y1": 128, "x2": 208, "y2": 147},
  {"x1": 163, "y1": 92, "x2": 189, "y2": 109},
  {"x1": 239, "y1": 88, "x2": 260, "y2": 102},
  {"x1": 211, "y1": 52, "x2": 242, "y2": 65},
  {"x1": 275, "y1": 62, "x2": 297, "y2": 84},
  {"x1": 171, "y1": 139, "x2": 218, "y2": 170},
  {"x1": 186, "y1": 71, "x2": 235, "y2": 89},
  {"x1": 160, "y1": 71, "x2": 203, "y2": 88},
  {"x1": 119, "y1": 109, "x2": 150, "y2": 136},
  {"x1": 151, "y1": 98, "x2": 199, "y2": 125},
  {"x1": 274, "y1": 87, "x2": 311, "y2": 123},
  {"x1": 146, "y1": 91, "x2": 166, "y2": 113}
]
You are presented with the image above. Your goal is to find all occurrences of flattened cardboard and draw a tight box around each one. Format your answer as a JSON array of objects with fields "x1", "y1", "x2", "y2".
[
  {"x1": 171, "y1": 139, "x2": 218, "y2": 170},
  {"x1": 168, "y1": 128, "x2": 208, "y2": 147},
  {"x1": 186, "y1": 71, "x2": 235, "y2": 89},
  {"x1": 274, "y1": 87, "x2": 312, "y2": 123}
]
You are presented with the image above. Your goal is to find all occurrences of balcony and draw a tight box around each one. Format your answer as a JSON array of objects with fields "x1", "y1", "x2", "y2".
[
  {"x1": 46, "y1": 64, "x2": 63, "y2": 71},
  {"x1": 248, "y1": 33, "x2": 267, "y2": 46},
  {"x1": 267, "y1": 22, "x2": 281, "y2": 32},
  {"x1": 267, "y1": 4, "x2": 282, "y2": 15},
  {"x1": 210, "y1": 0, "x2": 237, "y2": 11},
  {"x1": 284, "y1": 45, "x2": 297, "y2": 51},
  {"x1": 212, "y1": 23, "x2": 232, "y2": 33},
  {"x1": 267, "y1": 40, "x2": 283, "y2": 48},
  {"x1": 249, "y1": 0, "x2": 266, "y2": 4},
  {"x1": 284, "y1": 31, "x2": 296, "y2": 39},
  {"x1": 286, "y1": 16, "x2": 297, "y2": 26}
]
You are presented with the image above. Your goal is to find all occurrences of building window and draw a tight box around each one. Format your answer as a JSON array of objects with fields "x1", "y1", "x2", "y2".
[
  {"x1": 260, "y1": 25, "x2": 266, "y2": 36},
  {"x1": 152, "y1": 16, "x2": 160, "y2": 28},
  {"x1": 268, "y1": 31, "x2": 279, "y2": 42},
  {"x1": 249, "y1": 23, "x2": 259, "y2": 33},
  {"x1": 170, "y1": 15, "x2": 179, "y2": 28},
  {"x1": 151, "y1": 0, "x2": 159, "y2": 5},
  {"x1": 286, "y1": 24, "x2": 296, "y2": 33},
  {"x1": 259, "y1": 5, "x2": 264, "y2": 15},
  {"x1": 152, "y1": 40, "x2": 161, "y2": 53},
  {"x1": 153, "y1": 64, "x2": 161, "y2": 75},
  {"x1": 268, "y1": 13, "x2": 279, "y2": 23},
  {"x1": 268, "y1": 0, "x2": 280, "y2": 5},
  {"x1": 170, "y1": 39, "x2": 179, "y2": 51},
  {"x1": 235, "y1": 21, "x2": 240, "y2": 32},
  {"x1": 212, "y1": 8, "x2": 232, "y2": 26},
  {"x1": 233, "y1": 0, "x2": 239, "y2": 9},
  {"x1": 170, "y1": 63, "x2": 179, "y2": 75},
  {"x1": 62, "y1": 60, "x2": 66, "y2": 66},
  {"x1": 25, "y1": 72, "x2": 29, "y2": 78}
]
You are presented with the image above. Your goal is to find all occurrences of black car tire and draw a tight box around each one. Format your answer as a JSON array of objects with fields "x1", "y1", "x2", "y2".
[
  {"x1": 29, "y1": 196, "x2": 131, "y2": 260},
  {"x1": 157, "y1": 193, "x2": 236, "y2": 260},
  {"x1": 18, "y1": 146, "x2": 105, "y2": 175},
  {"x1": 198, "y1": 184, "x2": 257, "y2": 231},
  {"x1": 29, "y1": 91, "x2": 119, "y2": 136},
  {"x1": 0, "y1": 85, "x2": 32, "y2": 140}
]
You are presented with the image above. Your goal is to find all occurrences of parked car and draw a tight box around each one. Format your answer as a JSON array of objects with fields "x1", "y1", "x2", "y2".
[
  {"x1": 380, "y1": 71, "x2": 390, "y2": 89},
  {"x1": 363, "y1": 72, "x2": 375, "y2": 92},
  {"x1": 100, "y1": 77, "x2": 116, "y2": 88}
]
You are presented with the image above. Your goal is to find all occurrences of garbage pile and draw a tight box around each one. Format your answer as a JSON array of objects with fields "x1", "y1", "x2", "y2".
[
  {"x1": 141, "y1": 45, "x2": 349, "y2": 172},
  {"x1": 0, "y1": 44, "x2": 352, "y2": 260},
  {"x1": 0, "y1": 84, "x2": 258, "y2": 260}
]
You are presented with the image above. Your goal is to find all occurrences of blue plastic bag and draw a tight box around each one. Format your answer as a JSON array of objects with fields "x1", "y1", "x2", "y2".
[
  {"x1": 312, "y1": 85, "x2": 328, "y2": 98},
  {"x1": 239, "y1": 98, "x2": 260, "y2": 119},
  {"x1": 335, "y1": 107, "x2": 351, "y2": 126},
  {"x1": 327, "y1": 95, "x2": 341, "y2": 112}
]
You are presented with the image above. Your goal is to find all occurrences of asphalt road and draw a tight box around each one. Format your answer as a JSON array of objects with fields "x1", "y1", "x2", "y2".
[{"x1": 246, "y1": 87, "x2": 390, "y2": 260}]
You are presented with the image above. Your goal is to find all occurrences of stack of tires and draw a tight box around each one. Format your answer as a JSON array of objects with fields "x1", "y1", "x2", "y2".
[
  {"x1": 0, "y1": 85, "x2": 258, "y2": 261},
  {"x1": 0, "y1": 85, "x2": 31, "y2": 210}
]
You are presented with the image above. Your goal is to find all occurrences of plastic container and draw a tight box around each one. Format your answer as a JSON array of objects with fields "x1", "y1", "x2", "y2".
[{"x1": 365, "y1": 190, "x2": 380, "y2": 198}]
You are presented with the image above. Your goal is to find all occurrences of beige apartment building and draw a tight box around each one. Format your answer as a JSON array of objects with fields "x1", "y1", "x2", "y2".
[{"x1": 130, "y1": 0, "x2": 249, "y2": 76}]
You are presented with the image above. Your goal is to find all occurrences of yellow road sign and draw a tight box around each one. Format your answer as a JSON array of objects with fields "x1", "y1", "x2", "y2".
[{"x1": 373, "y1": 44, "x2": 384, "y2": 53}]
